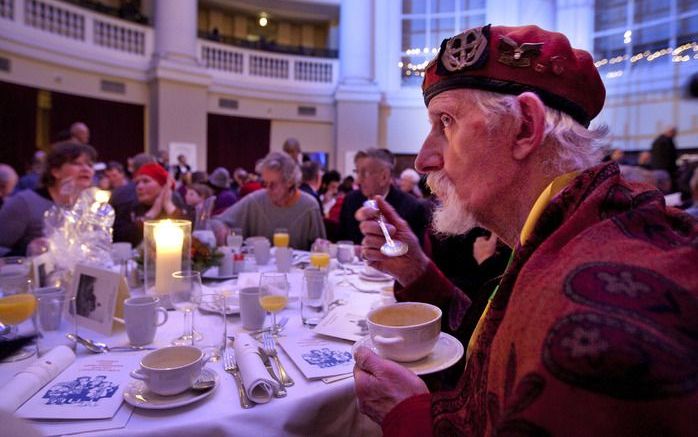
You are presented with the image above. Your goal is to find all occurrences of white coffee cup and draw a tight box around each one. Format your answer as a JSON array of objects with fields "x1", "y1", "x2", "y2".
[
  {"x1": 124, "y1": 296, "x2": 168, "y2": 346},
  {"x1": 275, "y1": 247, "x2": 293, "y2": 273},
  {"x1": 366, "y1": 302, "x2": 442, "y2": 362},
  {"x1": 239, "y1": 286, "x2": 266, "y2": 330},
  {"x1": 130, "y1": 346, "x2": 206, "y2": 396},
  {"x1": 217, "y1": 246, "x2": 234, "y2": 276}
]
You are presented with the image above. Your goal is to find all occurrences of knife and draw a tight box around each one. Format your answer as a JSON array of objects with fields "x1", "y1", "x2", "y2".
[{"x1": 257, "y1": 347, "x2": 287, "y2": 398}]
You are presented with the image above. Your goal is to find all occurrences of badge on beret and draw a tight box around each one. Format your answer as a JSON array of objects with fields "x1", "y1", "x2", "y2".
[
  {"x1": 438, "y1": 25, "x2": 490, "y2": 73},
  {"x1": 497, "y1": 35, "x2": 544, "y2": 68}
]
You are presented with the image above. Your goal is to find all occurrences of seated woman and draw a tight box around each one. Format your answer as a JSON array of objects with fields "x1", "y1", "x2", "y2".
[
  {"x1": 215, "y1": 152, "x2": 326, "y2": 250},
  {"x1": 112, "y1": 163, "x2": 186, "y2": 246},
  {"x1": 0, "y1": 142, "x2": 96, "y2": 256}
]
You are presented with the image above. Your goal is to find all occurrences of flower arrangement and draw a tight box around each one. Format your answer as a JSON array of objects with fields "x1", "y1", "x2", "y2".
[
  {"x1": 136, "y1": 235, "x2": 221, "y2": 275},
  {"x1": 191, "y1": 236, "x2": 223, "y2": 273}
]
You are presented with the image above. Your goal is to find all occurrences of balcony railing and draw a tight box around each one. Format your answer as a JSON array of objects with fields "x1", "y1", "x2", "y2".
[
  {"x1": 199, "y1": 39, "x2": 339, "y2": 87},
  {"x1": 1, "y1": 0, "x2": 339, "y2": 90}
]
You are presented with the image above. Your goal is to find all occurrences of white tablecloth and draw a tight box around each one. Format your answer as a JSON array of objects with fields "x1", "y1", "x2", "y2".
[{"x1": 0, "y1": 264, "x2": 386, "y2": 436}]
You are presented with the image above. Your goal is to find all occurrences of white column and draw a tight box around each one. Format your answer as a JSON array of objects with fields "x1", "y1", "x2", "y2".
[
  {"x1": 154, "y1": 0, "x2": 198, "y2": 64},
  {"x1": 339, "y1": 0, "x2": 374, "y2": 85},
  {"x1": 556, "y1": 0, "x2": 595, "y2": 52},
  {"x1": 334, "y1": 0, "x2": 381, "y2": 174}
]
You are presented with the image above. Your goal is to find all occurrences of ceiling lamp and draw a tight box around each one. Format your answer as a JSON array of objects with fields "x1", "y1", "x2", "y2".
[{"x1": 259, "y1": 12, "x2": 268, "y2": 27}]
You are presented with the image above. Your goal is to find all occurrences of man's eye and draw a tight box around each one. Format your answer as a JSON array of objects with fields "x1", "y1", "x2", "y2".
[{"x1": 440, "y1": 114, "x2": 453, "y2": 128}]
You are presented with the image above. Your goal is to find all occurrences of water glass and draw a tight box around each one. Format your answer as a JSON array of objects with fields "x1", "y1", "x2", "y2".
[
  {"x1": 226, "y1": 227, "x2": 244, "y2": 252},
  {"x1": 195, "y1": 294, "x2": 226, "y2": 362},
  {"x1": 170, "y1": 271, "x2": 203, "y2": 345},
  {"x1": 301, "y1": 268, "x2": 328, "y2": 326},
  {"x1": 0, "y1": 257, "x2": 31, "y2": 297},
  {"x1": 35, "y1": 291, "x2": 76, "y2": 356}
]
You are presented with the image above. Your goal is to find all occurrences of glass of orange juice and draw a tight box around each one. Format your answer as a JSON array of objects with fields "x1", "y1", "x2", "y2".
[
  {"x1": 258, "y1": 272, "x2": 289, "y2": 335},
  {"x1": 310, "y1": 240, "x2": 331, "y2": 269},
  {"x1": 273, "y1": 228, "x2": 290, "y2": 248},
  {"x1": 0, "y1": 293, "x2": 37, "y2": 361}
]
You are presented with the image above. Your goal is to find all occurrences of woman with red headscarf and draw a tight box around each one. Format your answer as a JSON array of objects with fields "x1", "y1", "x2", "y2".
[{"x1": 112, "y1": 163, "x2": 186, "y2": 246}]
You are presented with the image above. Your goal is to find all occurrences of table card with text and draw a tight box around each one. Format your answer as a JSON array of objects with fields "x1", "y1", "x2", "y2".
[
  {"x1": 16, "y1": 354, "x2": 139, "y2": 420},
  {"x1": 311, "y1": 304, "x2": 368, "y2": 343},
  {"x1": 277, "y1": 332, "x2": 354, "y2": 380}
]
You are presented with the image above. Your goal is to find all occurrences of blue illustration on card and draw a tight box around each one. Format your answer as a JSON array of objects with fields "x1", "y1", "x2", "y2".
[
  {"x1": 42, "y1": 375, "x2": 118, "y2": 406},
  {"x1": 301, "y1": 348, "x2": 353, "y2": 368}
]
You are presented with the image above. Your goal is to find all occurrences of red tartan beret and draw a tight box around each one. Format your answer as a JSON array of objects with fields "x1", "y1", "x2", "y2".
[{"x1": 422, "y1": 24, "x2": 605, "y2": 127}]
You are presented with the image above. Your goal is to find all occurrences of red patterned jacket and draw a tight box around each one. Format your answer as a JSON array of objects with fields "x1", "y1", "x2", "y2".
[{"x1": 383, "y1": 162, "x2": 698, "y2": 436}]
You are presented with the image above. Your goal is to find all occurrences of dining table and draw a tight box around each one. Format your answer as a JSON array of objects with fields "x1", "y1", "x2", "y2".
[{"x1": 0, "y1": 252, "x2": 389, "y2": 436}]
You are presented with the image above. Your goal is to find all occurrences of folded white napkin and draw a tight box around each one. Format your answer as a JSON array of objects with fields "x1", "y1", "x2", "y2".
[
  {"x1": 0, "y1": 345, "x2": 76, "y2": 412},
  {"x1": 233, "y1": 334, "x2": 273, "y2": 404}
]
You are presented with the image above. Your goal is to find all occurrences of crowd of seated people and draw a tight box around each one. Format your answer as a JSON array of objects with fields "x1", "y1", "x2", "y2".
[{"x1": 2, "y1": 125, "x2": 697, "y2": 264}]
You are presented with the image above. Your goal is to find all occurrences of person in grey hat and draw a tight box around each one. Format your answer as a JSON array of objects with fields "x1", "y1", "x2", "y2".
[{"x1": 208, "y1": 167, "x2": 237, "y2": 216}]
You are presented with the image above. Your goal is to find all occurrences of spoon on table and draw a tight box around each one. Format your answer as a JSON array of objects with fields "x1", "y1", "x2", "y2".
[
  {"x1": 363, "y1": 200, "x2": 408, "y2": 257},
  {"x1": 66, "y1": 333, "x2": 156, "y2": 353}
]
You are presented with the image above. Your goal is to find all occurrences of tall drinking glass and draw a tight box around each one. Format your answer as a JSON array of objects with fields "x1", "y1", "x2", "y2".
[
  {"x1": 170, "y1": 271, "x2": 203, "y2": 345},
  {"x1": 258, "y1": 272, "x2": 289, "y2": 335},
  {"x1": 226, "y1": 227, "x2": 244, "y2": 252},
  {"x1": 273, "y1": 228, "x2": 290, "y2": 248}
]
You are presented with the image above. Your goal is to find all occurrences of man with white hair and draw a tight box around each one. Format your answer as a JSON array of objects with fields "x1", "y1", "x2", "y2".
[
  {"x1": 353, "y1": 24, "x2": 697, "y2": 435},
  {"x1": 398, "y1": 168, "x2": 422, "y2": 198},
  {"x1": 69, "y1": 122, "x2": 90, "y2": 144},
  {"x1": 0, "y1": 163, "x2": 18, "y2": 209},
  {"x1": 216, "y1": 151, "x2": 325, "y2": 250}
]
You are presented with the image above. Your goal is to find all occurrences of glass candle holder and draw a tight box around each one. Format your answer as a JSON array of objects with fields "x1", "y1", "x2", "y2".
[{"x1": 143, "y1": 220, "x2": 192, "y2": 298}]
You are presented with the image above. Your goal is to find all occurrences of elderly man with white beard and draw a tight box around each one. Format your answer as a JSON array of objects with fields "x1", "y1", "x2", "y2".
[{"x1": 352, "y1": 25, "x2": 697, "y2": 436}]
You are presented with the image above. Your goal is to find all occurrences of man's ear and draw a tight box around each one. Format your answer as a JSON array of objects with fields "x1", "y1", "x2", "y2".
[{"x1": 512, "y1": 92, "x2": 546, "y2": 161}]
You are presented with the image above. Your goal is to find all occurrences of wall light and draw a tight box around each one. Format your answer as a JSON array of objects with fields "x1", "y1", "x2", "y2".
[{"x1": 259, "y1": 13, "x2": 268, "y2": 27}]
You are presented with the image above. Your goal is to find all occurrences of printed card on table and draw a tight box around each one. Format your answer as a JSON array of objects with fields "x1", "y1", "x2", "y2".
[
  {"x1": 16, "y1": 355, "x2": 137, "y2": 420},
  {"x1": 277, "y1": 332, "x2": 354, "y2": 380},
  {"x1": 312, "y1": 304, "x2": 369, "y2": 343}
]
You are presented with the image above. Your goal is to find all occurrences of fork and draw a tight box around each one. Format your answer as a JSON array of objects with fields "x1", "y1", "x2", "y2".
[
  {"x1": 262, "y1": 332, "x2": 294, "y2": 387},
  {"x1": 223, "y1": 348, "x2": 253, "y2": 409},
  {"x1": 257, "y1": 347, "x2": 287, "y2": 398}
]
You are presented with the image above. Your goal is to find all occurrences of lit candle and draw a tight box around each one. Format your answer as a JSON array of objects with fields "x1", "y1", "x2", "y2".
[
  {"x1": 95, "y1": 189, "x2": 111, "y2": 204},
  {"x1": 153, "y1": 220, "x2": 184, "y2": 294}
]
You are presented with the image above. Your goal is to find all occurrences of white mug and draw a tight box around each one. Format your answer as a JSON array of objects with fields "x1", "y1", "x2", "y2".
[
  {"x1": 130, "y1": 346, "x2": 205, "y2": 396},
  {"x1": 124, "y1": 296, "x2": 168, "y2": 346},
  {"x1": 239, "y1": 286, "x2": 266, "y2": 330},
  {"x1": 367, "y1": 302, "x2": 442, "y2": 362}
]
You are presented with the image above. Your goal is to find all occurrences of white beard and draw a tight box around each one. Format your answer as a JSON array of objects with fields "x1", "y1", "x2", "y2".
[{"x1": 427, "y1": 171, "x2": 478, "y2": 236}]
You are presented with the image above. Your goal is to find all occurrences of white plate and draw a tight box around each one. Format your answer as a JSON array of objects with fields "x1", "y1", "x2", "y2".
[
  {"x1": 358, "y1": 271, "x2": 393, "y2": 282},
  {"x1": 202, "y1": 267, "x2": 238, "y2": 280},
  {"x1": 199, "y1": 301, "x2": 240, "y2": 316},
  {"x1": 352, "y1": 333, "x2": 464, "y2": 376},
  {"x1": 123, "y1": 368, "x2": 219, "y2": 410}
]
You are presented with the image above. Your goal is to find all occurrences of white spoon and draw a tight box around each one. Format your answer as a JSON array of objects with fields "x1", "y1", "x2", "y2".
[{"x1": 363, "y1": 200, "x2": 408, "y2": 257}]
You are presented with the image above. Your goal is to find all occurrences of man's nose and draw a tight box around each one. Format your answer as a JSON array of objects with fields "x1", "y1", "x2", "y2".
[{"x1": 415, "y1": 136, "x2": 444, "y2": 173}]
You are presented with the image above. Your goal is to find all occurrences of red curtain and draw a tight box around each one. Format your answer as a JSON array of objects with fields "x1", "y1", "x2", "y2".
[
  {"x1": 0, "y1": 81, "x2": 38, "y2": 173},
  {"x1": 207, "y1": 113, "x2": 270, "y2": 172},
  {"x1": 49, "y1": 91, "x2": 144, "y2": 166}
]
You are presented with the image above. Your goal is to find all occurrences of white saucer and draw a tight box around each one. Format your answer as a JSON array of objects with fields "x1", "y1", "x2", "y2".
[
  {"x1": 123, "y1": 368, "x2": 219, "y2": 410},
  {"x1": 358, "y1": 271, "x2": 393, "y2": 282},
  {"x1": 199, "y1": 301, "x2": 240, "y2": 316},
  {"x1": 202, "y1": 267, "x2": 238, "y2": 280},
  {"x1": 352, "y1": 333, "x2": 464, "y2": 375}
]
